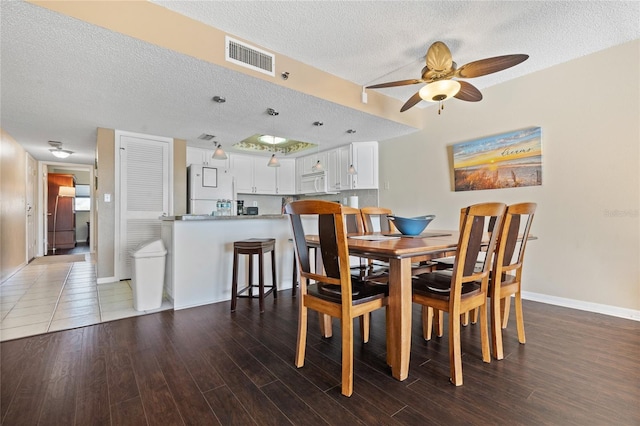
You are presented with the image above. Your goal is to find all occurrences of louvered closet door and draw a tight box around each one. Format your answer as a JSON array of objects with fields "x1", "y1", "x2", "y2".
[{"x1": 119, "y1": 134, "x2": 170, "y2": 280}]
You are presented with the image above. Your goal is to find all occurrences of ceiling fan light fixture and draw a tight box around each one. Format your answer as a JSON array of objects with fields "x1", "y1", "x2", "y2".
[
  {"x1": 267, "y1": 153, "x2": 281, "y2": 167},
  {"x1": 50, "y1": 148, "x2": 73, "y2": 159},
  {"x1": 419, "y1": 80, "x2": 461, "y2": 102}
]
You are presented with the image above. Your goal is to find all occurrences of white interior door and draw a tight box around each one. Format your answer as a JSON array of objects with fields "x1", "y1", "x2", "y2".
[{"x1": 118, "y1": 132, "x2": 172, "y2": 280}]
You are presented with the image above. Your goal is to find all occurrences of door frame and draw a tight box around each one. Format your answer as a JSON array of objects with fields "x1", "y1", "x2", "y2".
[
  {"x1": 26, "y1": 154, "x2": 37, "y2": 262},
  {"x1": 38, "y1": 161, "x2": 95, "y2": 257}
]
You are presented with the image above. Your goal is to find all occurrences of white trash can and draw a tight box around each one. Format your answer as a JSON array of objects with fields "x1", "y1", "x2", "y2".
[{"x1": 131, "y1": 239, "x2": 167, "y2": 311}]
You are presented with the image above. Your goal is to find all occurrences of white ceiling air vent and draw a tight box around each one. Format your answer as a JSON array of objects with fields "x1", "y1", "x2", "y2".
[{"x1": 225, "y1": 36, "x2": 275, "y2": 77}]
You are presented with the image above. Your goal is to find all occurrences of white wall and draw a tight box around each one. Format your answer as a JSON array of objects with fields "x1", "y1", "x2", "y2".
[{"x1": 380, "y1": 40, "x2": 639, "y2": 315}]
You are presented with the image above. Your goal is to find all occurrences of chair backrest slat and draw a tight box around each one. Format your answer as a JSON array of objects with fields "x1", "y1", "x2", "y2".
[
  {"x1": 361, "y1": 206, "x2": 395, "y2": 233},
  {"x1": 463, "y1": 215, "x2": 487, "y2": 275},
  {"x1": 319, "y1": 213, "x2": 341, "y2": 279}
]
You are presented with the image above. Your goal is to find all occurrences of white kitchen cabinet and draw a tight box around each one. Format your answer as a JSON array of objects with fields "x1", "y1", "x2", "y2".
[
  {"x1": 186, "y1": 146, "x2": 230, "y2": 169},
  {"x1": 326, "y1": 148, "x2": 340, "y2": 191},
  {"x1": 276, "y1": 158, "x2": 296, "y2": 194},
  {"x1": 326, "y1": 146, "x2": 353, "y2": 191},
  {"x1": 338, "y1": 145, "x2": 353, "y2": 190},
  {"x1": 351, "y1": 141, "x2": 379, "y2": 189},
  {"x1": 295, "y1": 157, "x2": 305, "y2": 193},
  {"x1": 301, "y1": 151, "x2": 327, "y2": 175},
  {"x1": 231, "y1": 153, "x2": 277, "y2": 194},
  {"x1": 186, "y1": 147, "x2": 210, "y2": 166},
  {"x1": 296, "y1": 151, "x2": 328, "y2": 193}
]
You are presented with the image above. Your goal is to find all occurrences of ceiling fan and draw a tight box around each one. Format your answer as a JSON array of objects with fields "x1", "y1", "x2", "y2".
[{"x1": 366, "y1": 41, "x2": 529, "y2": 113}]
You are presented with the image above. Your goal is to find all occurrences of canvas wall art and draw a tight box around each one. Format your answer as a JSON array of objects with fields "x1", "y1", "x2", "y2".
[{"x1": 452, "y1": 127, "x2": 542, "y2": 191}]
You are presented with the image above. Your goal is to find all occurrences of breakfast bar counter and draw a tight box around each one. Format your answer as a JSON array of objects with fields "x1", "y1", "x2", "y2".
[{"x1": 161, "y1": 214, "x2": 293, "y2": 310}]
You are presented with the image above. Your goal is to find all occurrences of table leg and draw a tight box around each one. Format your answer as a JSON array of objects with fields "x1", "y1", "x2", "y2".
[{"x1": 388, "y1": 257, "x2": 412, "y2": 381}]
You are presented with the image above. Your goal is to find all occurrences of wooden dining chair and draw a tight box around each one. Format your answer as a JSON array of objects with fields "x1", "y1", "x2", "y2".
[
  {"x1": 286, "y1": 200, "x2": 389, "y2": 397},
  {"x1": 360, "y1": 206, "x2": 396, "y2": 234},
  {"x1": 489, "y1": 202, "x2": 536, "y2": 360},
  {"x1": 411, "y1": 202, "x2": 506, "y2": 386},
  {"x1": 341, "y1": 205, "x2": 383, "y2": 342},
  {"x1": 430, "y1": 207, "x2": 499, "y2": 327}
]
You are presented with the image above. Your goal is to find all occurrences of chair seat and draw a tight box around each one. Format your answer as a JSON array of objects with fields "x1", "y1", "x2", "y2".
[
  {"x1": 412, "y1": 272, "x2": 481, "y2": 300},
  {"x1": 308, "y1": 279, "x2": 388, "y2": 305}
]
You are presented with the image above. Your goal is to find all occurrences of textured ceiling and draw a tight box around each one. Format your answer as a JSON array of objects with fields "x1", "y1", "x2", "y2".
[{"x1": 1, "y1": 1, "x2": 639, "y2": 164}]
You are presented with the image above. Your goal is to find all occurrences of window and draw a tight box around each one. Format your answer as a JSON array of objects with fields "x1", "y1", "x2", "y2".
[{"x1": 74, "y1": 184, "x2": 91, "y2": 211}]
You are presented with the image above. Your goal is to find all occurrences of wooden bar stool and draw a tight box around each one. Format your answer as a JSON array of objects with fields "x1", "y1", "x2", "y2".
[{"x1": 231, "y1": 238, "x2": 277, "y2": 313}]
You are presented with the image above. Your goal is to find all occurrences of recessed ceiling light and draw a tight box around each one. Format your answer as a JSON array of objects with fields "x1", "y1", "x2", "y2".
[{"x1": 198, "y1": 133, "x2": 215, "y2": 140}]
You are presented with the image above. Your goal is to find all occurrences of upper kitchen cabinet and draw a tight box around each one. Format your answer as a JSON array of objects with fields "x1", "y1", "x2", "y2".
[
  {"x1": 231, "y1": 153, "x2": 277, "y2": 194},
  {"x1": 296, "y1": 152, "x2": 328, "y2": 183},
  {"x1": 276, "y1": 158, "x2": 296, "y2": 195},
  {"x1": 186, "y1": 146, "x2": 230, "y2": 169},
  {"x1": 327, "y1": 145, "x2": 352, "y2": 191},
  {"x1": 351, "y1": 142, "x2": 379, "y2": 189}
]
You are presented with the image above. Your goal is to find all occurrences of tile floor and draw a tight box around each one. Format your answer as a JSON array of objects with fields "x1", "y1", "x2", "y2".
[{"x1": 0, "y1": 254, "x2": 172, "y2": 342}]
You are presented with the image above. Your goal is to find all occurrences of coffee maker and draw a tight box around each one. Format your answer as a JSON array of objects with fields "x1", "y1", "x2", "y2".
[{"x1": 236, "y1": 200, "x2": 244, "y2": 215}]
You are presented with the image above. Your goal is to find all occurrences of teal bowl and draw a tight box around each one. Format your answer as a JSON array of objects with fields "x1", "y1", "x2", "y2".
[{"x1": 387, "y1": 215, "x2": 436, "y2": 236}]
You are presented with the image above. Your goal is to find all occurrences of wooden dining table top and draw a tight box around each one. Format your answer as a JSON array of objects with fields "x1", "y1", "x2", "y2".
[{"x1": 307, "y1": 230, "x2": 461, "y2": 259}]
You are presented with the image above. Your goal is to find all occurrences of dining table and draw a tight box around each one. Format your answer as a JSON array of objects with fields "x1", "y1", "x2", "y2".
[{"x1": 308, "y1": 230, "x2": 461, "y2": 382}]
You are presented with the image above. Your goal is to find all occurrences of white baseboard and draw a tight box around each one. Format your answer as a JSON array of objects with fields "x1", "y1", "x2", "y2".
[
  {"x1": 97, "y1": 276, "x2": 118, "y2": 285},
  {"x1": 522, "y1": 291, "x2": 640, "y2": 322}
]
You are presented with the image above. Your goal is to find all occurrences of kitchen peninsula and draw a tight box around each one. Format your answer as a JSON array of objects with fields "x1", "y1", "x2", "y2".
[{"x1": 161, "y1": 214, "x2": 294, "y2": 309}]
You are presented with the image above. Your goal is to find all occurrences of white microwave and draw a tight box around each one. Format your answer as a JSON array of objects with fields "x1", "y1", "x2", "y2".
[{"x1": 300, "y1": 171, "x2": 336, "y2": 194}]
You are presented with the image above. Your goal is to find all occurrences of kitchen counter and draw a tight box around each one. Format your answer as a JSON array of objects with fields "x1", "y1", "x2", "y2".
[
  {"x1": 161, "y1": 214, "x2": 286, "y2": 221},
  {"x1": 161, "y1": 214, "x2": 293, "y2": 310}
]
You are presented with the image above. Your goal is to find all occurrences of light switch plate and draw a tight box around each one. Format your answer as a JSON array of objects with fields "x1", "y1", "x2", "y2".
[{"x1": 104, "y1": 193, "x2": 111, "y2": 202}]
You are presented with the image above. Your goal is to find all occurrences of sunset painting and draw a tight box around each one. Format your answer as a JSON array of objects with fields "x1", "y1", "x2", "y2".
[{"x1": 453, "y1": 127, "x2": 542, "y2": 191}]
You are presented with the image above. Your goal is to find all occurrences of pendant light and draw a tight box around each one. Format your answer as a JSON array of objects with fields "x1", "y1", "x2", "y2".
[
  {"x1": 210, "y1": 95, "x2": 228, "y2": 159},
  {"x1": 346, "y1": 129, "x2": 357, "y2": 175},
  {"x1": 267, "y1": 153, "x2": 280, "y2": 167},
  {"x1": 212, "y1": 142, "x2": 228, "y2": 160},
  {"x1": 264, "y1": 124, "x2": 281, "y2": 167},
  {"x1": 311, "y1": 121, "x2": 324, "y2": 172}
]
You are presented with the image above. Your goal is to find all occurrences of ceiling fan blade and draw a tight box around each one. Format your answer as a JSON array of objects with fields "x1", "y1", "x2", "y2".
[
  {"x1": 455, "y1": 54, "x2": 529, "y2": 79},
  {"x1": 400, "y1": 91, "x2": 423, "y2": 112},
  {"x1": 454, "y1": 81, "x2": 483, "y2": 102},
  {"x1": 366, "y1": 79, "x2": 422, "y2": 89},
  {"x1": 426, "y1": 41, "x2": 453, "y2": 72}
]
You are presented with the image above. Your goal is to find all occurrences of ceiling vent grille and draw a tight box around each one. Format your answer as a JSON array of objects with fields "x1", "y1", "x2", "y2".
[{"x1": 225, "y1": 36, "x2": 275, "y2": 76}]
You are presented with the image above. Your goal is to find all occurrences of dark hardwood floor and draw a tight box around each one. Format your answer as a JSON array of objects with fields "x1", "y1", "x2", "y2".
[{"x1": 1, "y1": 293, "x2": 638, "y2": 425}]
